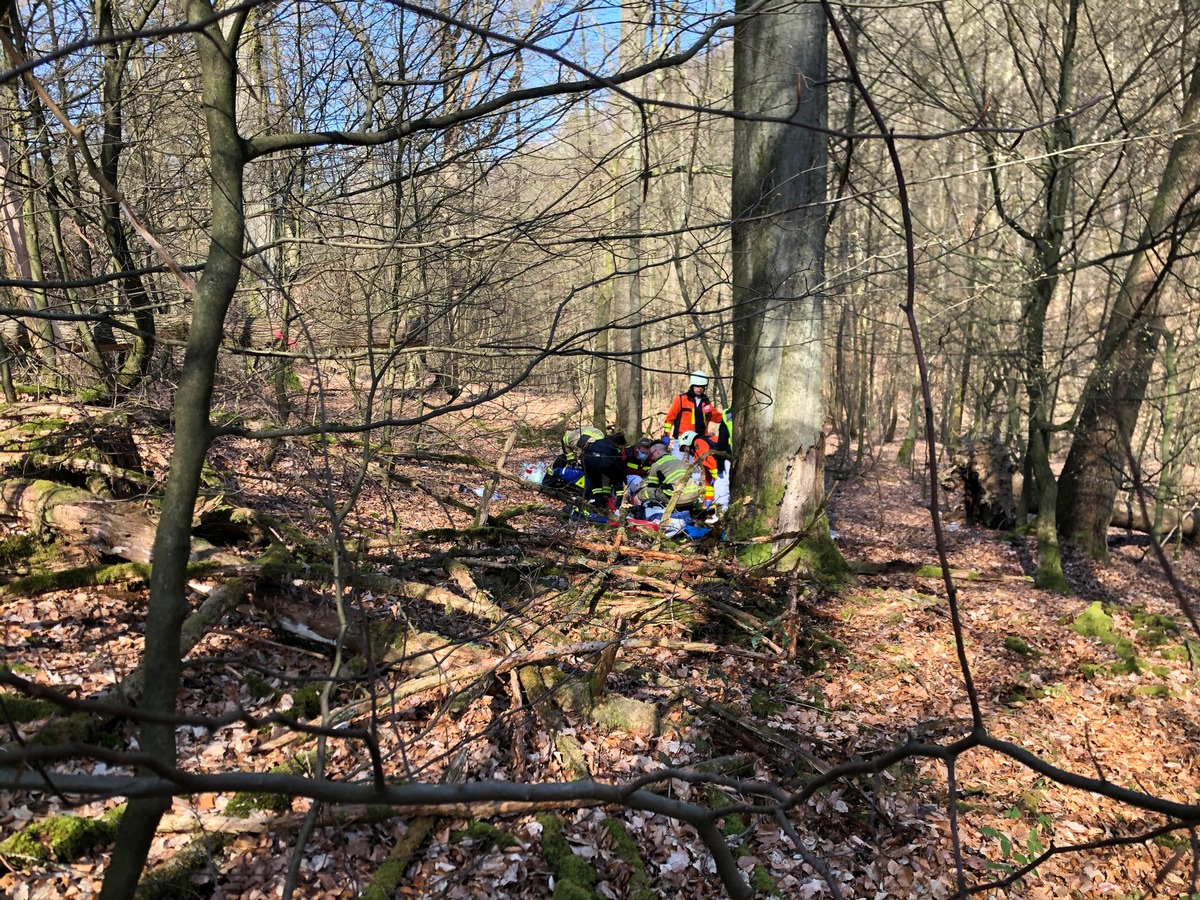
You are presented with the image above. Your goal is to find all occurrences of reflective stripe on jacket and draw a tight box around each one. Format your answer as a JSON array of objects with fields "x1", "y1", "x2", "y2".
[
  {"x1": 644, "y1": 457, "x2": 701, "y2": 508},
  {"x1": 662, "y1": 393, "x2": 722, "y2": 439},
  {"x1": 562, "y1": 426, "x2": 603, "y2": 462},
  {"x1": 688, "y1": 437, "x2": 719, "y2": 482}
]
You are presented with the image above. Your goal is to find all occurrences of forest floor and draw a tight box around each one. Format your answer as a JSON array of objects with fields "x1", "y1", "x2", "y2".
[{"x1": 1, "y1": 386, "x2": 1198, "y2": 899}]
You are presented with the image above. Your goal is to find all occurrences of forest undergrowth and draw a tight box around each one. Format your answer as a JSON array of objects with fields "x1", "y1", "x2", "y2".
[{"x1": 0, "y1": 388, "x2": 1197, "y2": 899}]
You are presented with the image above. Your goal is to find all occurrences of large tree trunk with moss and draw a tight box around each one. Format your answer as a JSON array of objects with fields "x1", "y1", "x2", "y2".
[
  {"x1": 98, "y1": 3, "x2": 247, "y2": 895},
  {"x1": 1056, "y1": 61, "x2": 1200, "y2": 559},
  {"x1": 729, "y1": 1, "x2": 837, "y2": 570}
]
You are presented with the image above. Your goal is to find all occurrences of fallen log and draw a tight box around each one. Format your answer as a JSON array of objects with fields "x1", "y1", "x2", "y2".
[
  {"x1": 0, "y1": 479, "x2": 158, "y2": 562},
  {"x1": 0, "y1": 478, "x2": 245, "y2": 566},
  {"x1": 1110, "y1": 500, "x2": 1200, "y2": 543},
  {"x1": 952, "y1": 445, "x2": 1200, "y2": 543},
  {"x1": 0, "y1": 404, "x2": 147, "y2": 491}
]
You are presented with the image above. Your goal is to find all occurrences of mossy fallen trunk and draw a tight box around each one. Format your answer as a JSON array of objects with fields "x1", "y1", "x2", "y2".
[
  {"x1": 0, "y1": 804, "x2": 124, "y2": 869},
  {"x1": 536, "y1": 812, "x2": 602, "y2": 900},
  {"x1": 519, "y1": 666, "x2": 593, "y2": 782},
  {"x1": 0, "y1": 691, "x2": 59, "y2": 723},
  {"x1": 132, "y1": 831, "x2": 235, "y2": 899},
  {"x1": 600, "y1": 818, "x2": 654, "y2": 900},
  {"x1": 0, "y1": 405, "x2": 144, "y2": 491},
  {"x1": 0, "y1": 560, "x2": 229, "y2": 599},
  {"x1": 358, "y1": 752, "x2": 467, "y2": 899},
  {"x1": 0, "y1": 479, "x2": 159, "y2": 563},
  {"x1": 358, "y1": 816, "x2": 439, "y2": 900}
]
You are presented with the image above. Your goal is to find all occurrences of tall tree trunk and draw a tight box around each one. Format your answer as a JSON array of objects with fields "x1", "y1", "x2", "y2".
[
  {"x1": 614, "y1": 4, "x2": 650, "y2": 442},
  {"x1": 0, "y1": 71, "x2": 54, "y2": 373},
  {"x1": 730, "y1": 0, "x2": 833, "y2": 568},
  {"x1": 990, "y1": 0, "x2": 1080, "y2": 591},
  {"x1": 99, "y1": 4, "x2": 247, "y2": 894},
  {"x1": 1154, "y1": 328, "x2": 1179, "y2": 540},
  {"x1": 1057, "y1": 60, "x2": 1200, "y2": 558},
  {"x1": 586, "y1": 95, "x2": 610, "y2": 429},
  {"x1": 97, "y1": 0, "x2": 156, "y2": 390}
]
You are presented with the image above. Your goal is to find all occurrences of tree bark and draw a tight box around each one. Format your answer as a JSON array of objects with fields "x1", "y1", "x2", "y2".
[
  {"x1": 97, "y1": 0, "x2": 156, "y2": 390},
  {"x1": 730, "y1": 0, "x2": 830, "y2": 566},
  {"x1": 99, "y1": 4, "x2": 248, "y2": 896},
  {"x1": 1057, "y1": 61, "x2": 1200, "y2": 558},
  {"x1": 613, "y1": 4, "x2": 650, "y2": 442}
]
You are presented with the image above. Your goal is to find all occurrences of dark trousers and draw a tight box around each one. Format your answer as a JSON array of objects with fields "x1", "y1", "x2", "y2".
[{"x1": 582, "y1": 441, "x2": 625, "y2": 506}]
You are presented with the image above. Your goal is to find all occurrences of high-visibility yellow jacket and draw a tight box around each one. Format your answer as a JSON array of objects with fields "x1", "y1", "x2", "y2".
[
  {"x1": 561, "y1": 425, "x2": 603, "y2": 462},
  {"x1": 642, "y1": 456, "x2": 701, "y2": 509}
]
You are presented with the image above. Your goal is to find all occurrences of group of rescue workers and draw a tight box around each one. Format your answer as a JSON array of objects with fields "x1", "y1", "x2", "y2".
[{"x1": 549, "y1": 370, "x2": 732, "y2": 527}]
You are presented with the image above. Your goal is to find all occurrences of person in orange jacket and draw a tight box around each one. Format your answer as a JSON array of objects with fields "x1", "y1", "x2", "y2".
[
  {"x1": 662, "y1": 370, "x2": 723, "y2": 453},
  {"x1": 677, "y1": 430, "x2": 718, "y2": 503}
]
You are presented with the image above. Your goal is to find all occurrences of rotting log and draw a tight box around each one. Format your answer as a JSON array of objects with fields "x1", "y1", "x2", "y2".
[
  {"x1": 518, "y1": 666, "x2": 592, "y2": 782},
  {"x1": 0, "y1": 479, "x2": 243, "y2": 565},
  {"x1": 0, "y1": 559, "x2": 234, "y2": 599},
  {"x1": 0, "y1": 804, "x2": 124, "y2": 869},
  {"x1": 0, "y1": 404, "x2": 146, "y2": 489},
  {"x1": 264, "y1": 636, "x2": 772, "y2": 752},
  {"x1": 566, "y1": 538, "x2": 711, "y2": 568},
  {"x1": 0, "y1": 479, "x2": 158, "y2": 562},
  {"x1": 951, "y1": 437, "x2": 1018, "y2": 529},
  {"x1": 1110, "y1": 500, "x2": 1200, "y2": 543},
  {"x1": 132, "y1": 831, "x2": 235, "y2": 899}
]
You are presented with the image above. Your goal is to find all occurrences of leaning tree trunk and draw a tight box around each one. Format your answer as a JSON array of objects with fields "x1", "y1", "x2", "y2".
[
  {"x1": 1057, "y1": 60, "x2": 1200, "y2": 559},
  {"x1": 730, "y1": 0, "x2": 831, "y2": 568},
  {"x1": 98, "y1": 4, "x2": 246, "y2": 896}
]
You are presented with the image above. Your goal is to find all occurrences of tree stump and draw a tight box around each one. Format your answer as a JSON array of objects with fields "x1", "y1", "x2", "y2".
[{"x1": 954, "y1": 437, "x2": 1017, "y2": 530}]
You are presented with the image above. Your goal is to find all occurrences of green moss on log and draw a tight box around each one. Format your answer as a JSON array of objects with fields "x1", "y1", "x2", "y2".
[
  {"x1": 1072, "y1": 602, "x2": 1141, "y2": 673},
  {"x1": 0, "y1": 531, "x2": 44, "y2": 567},
  {"x1": 589, "y1": 695, "x2": 658, "y2": 736},
  {"x1": 750, "y1": 862, "x2": 778, "y2": 895},
  {"x1": 451, "y1": 821, "x2": 519, "y2": 851},
  {"x1": 1, "y1": 562, "x2": 150, "y2": 598},
  {"x1": 243, "y1": 672, "x2": 276, "y2": 700},
  {"x1": 600, "y1": 818, "x2": 653, "y2": 900},
  {"x1": 537, "y1": 667, "x2": 594, "y2": 716},
  {"x1": 1073, "y1": 603, "x2": 1116, "y2": 639},
  {"x1": 1, "y1": 560, "x2": 225, "y2": 598},
  {"x1": 0, "y1": 692, "x2": 59, "y2": 722},
  {"x1": 27, "y1": 711, "x2": 100, "y2": 746},
  {"x1": 0, "y1": 804, "x2": 124, "y2": 869},
  {"x1": 1003, "y1": 635, "x2": 1039, "y2": 656},
  {"x1": 705, "y1": 787, "x2": 747, "y2": 838},
  {"x1": 224, "y1": 751, "x2": 315, "y2": 818},
  {"x1": 536, "y1": 812, "x2": 600, "y2": 900},
  {"x1": 134, "y1": 832, "x2": 234, "y2": 899},
  {"x1": 359, "y1": 813, "x2": 437, "y2": 900}
]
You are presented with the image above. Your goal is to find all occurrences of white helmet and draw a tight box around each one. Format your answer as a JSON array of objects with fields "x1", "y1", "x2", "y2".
[
  {"x1": 678, "y1": 430, "x2": 697, "y2": 450},
  {"x1": 688, "y1": 370, "x2": 709, "y2": 388}
]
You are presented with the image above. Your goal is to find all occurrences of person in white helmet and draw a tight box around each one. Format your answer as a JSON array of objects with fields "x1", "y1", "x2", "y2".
[{"x1": 662, "y1": 370, "x2": 723, "y2": 457}]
